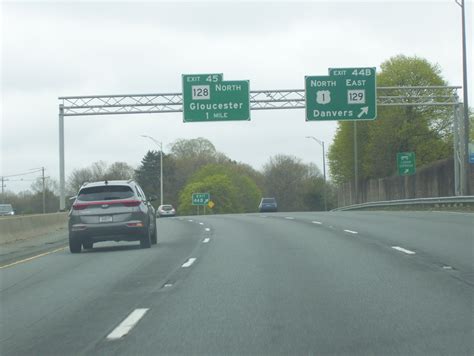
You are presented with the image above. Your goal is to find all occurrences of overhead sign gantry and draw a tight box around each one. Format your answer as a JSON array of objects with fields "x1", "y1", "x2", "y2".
[{"x1": 58, "y1": 72, "x2": 463, "y2": 210}]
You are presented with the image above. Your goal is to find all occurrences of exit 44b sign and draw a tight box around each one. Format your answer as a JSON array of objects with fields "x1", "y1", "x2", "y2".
[
  {"x1": 305, "y1": 67, "x2": 377, "y2": 121},
  {"x1": 182, "y1": 73, "x2": 250, "y2": 122},
  {"x1": 192, "y1": 193, "x2": 210, "y2": 206}
]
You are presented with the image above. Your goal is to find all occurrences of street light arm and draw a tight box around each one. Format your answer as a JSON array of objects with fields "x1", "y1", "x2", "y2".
[
  {"x1": 305, "y1": 135, "x2": 323, "y2": 147},
  {"x1": 141, "y1": 135, "x2": 162, "y2": 150}
]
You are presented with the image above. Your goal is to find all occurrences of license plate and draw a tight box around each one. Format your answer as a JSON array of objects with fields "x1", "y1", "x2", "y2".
[{"x1": 99, "y1": 216, "x2": 113, "y2": 223}]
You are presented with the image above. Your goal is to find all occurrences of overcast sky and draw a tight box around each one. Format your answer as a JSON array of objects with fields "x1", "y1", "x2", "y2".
[{"x1": 1, "y1": 0, "x2": 472, "y2": 193}]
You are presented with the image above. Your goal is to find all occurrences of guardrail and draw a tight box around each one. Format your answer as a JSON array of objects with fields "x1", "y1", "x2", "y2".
[{"x1": 332, "y1": 196, "x2": 474, "y2": 212}]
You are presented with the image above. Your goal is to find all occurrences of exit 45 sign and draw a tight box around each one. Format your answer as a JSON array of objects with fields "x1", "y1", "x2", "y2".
[
  {"x1": 305, "y1": 67, "x2": 377, "y2": 121},
  {"x1": 182, "y1": 73, "x2": 250, "y2": 122}
]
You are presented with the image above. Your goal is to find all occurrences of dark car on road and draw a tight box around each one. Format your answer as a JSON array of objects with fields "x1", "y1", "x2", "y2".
[
  {"x1": 68, "y1": 180, "x2": 157, "y2": 253},
  {"x1": 259, "y1": 197, "x2": 278, "y2": 212}
]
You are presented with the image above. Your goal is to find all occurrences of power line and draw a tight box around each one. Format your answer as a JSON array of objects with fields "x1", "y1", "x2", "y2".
[{"x1": 1, "y1": 169, "x2": 43, "y2": 178}]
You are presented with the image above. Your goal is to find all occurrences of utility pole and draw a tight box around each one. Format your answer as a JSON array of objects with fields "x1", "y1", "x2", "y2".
[
  {"x1": 1, "y1": 176, "x2": 5, "y2": 203},
  {"x1": 160, "y1": 142, "x2": 163, "y2": 206},
  {"x1": 42, "y1": 167, "x2": 46, "y2": 214},
  {"x1": 354, "y1": 121, "x2": 359, "y2": 204}
]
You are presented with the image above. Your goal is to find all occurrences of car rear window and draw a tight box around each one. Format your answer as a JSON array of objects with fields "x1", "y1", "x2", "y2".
[
  {"x1": 262, "y1": 198, "x2": 276, "y2": 204},
  {"x1": 161, "y1": 205, "x2": 173, "y2": 211},
  {"x1": 78, "y1": 185, "x2": 134, "y2": 201}
]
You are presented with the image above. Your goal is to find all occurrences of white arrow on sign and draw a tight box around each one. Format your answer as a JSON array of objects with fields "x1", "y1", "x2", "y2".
[
  {"x1": 357, "y1": 106, "x2": 369, "y2": 118},
  {"x1": 404, "y1": 168, "x2": 410, "y2": 174}
]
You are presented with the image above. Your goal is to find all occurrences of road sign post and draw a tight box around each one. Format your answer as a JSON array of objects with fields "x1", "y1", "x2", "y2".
[
  {"x1": 305, "y1": 67, "x2": 377, "y2": 121},
  {"x1": 182, "y1": 74, "x2": 250, "y2": 122},
  {"x1": 397, "y1": 152, "x2": 416, "y2": 176},
  {"x1": 192, "y1": 192, "x2": 211, "y2": 206},
  {"x1": 469, "y1": 143, "x2": 474, "y2": 164}
]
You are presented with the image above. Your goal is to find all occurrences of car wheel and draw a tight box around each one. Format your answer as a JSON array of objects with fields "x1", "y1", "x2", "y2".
[
  {"x1": 69, "y1": 232, "x2": 82, "y2": 254},
  {"x1": 82, "y1": 241, "x2": 93, "y2": 250},
  {"x1": 140, "y1": 227, "x2": 151, "y2": 249}
]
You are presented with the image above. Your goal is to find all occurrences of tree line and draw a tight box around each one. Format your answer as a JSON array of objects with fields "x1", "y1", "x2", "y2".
[{"x1": 2, "y1": 138, "x2": 333, "y2": 215}]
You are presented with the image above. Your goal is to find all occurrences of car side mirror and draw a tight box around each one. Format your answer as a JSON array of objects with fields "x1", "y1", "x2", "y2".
[{"x1": 148, "y1": 195, "x2": 158, "y2": 202}]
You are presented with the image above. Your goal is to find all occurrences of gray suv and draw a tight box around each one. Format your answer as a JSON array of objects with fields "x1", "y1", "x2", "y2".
[{"x1": 68, "y1": 180, "x2": 157, "y2": 253}]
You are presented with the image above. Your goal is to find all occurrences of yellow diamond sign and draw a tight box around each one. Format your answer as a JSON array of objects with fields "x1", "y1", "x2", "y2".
[{"x1": 208, "y1": 200, "x2": 215, "y2": 209}]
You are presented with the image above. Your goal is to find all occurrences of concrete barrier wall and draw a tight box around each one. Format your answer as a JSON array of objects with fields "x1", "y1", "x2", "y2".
[
  {"x1": 337, "y1": 158, "x2": 474, "y2": 207},
  {"x1": 0, "y1": 212, "x2": 68, "y2": 244}
]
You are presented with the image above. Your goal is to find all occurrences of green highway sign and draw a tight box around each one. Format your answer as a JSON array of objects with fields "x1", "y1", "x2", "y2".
[
  {"x1": 305, "y1": 67, "x2": 377, "y2": 121},
  {"x1": 397, "y1": 152, "x2": 416, "y2": 176},
  {"x1": 192, "y1": 192, "x2": 210, "y2": 206},
  {"x1": 182, "y1": 73, "x2": 250, "y2": 122}
]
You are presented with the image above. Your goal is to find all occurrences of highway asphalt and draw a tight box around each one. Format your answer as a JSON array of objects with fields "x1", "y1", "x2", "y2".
[{"x1": 0, "y1": 211, "x2": 472, "y2": 355}]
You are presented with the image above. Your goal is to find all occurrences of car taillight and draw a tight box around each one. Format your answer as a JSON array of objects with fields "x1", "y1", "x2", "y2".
[
  {"x1": 72, "y1": 203, "x2": 88, "y2": 210},
  {"x1": 122, "y1": 200, "x2": 141, "y2": 207}
]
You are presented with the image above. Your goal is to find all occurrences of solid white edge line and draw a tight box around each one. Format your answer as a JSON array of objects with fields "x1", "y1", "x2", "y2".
[
  {"x1": 312, "y1": 221, "x2": 322, "y2": 225},
  {"x1": 285, "y1": 217, "x2": 295, "y2": 220},
  {"x1": 391, "y1": 246, "x2": 416, "y2": 255},
  {"x1": 107, "y1": 308, "x2": 150, "y2": 340},
  {"x1": 344, "y1": 229, "x2": 358, "y2": 234},
  {"x1": 181, "y1": 257, "x2": 197, "y2": 268},
  {"x1": 203, "y1": 238, "x2": 210, "y2": 243}
]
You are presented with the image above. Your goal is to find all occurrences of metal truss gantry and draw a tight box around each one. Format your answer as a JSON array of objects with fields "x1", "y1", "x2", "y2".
[
  {"x1": 58, "y1": 86, "x2": 464, "y2": 210},
  {"x1": 59, "y1": 86, "x2": 461, "y2": 116}
]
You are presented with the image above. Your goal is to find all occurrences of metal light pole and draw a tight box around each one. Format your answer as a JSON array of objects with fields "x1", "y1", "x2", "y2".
[
  {"x1": 455, "y1": 0, "x2": 470, "y2": 194},
  {"x1": 306, "y1": 136, "x2": 327, "y2": 211},
  {"x1": 141, "y1": 135, "x2": 164, "y2": 206}
]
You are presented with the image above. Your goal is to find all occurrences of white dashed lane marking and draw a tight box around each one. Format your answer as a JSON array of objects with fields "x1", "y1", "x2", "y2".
[
  {"x1": 391, "y1": 246, "x2": 416, "y2": 255},
  {"x1": 204, "y1": 228, "x2": 210, "y2": 232},
  {"x1": 199, "y1": 222, "x2": 204, "y2": 225},
  {"x1": 107, "y1": 308, "x2": 150, "y2": 340},
  {"x1": 312, "y1": 221, "x2": 322, "y2": 225},
  {"x1": 181, "y1": 258, "x2": 197, "y2": 268},
  {"x1": 344, "y1": 229, "x2": 358, "y2": 234},
  {"x1": 203, "y1": 238, "x2": 210, "y2": 243}
]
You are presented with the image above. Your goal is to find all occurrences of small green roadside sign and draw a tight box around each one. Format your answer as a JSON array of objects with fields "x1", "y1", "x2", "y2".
[
  {"x1": 397, "y1": 152, "x2": 416, "y2": 176},
  {"x1": 192, "y1": 193, "x2": 210, "y2": 206},
  {"x1": 305, "y1": 67, "x2": 377, "y2": 121},
  {"x1": 182, "y1": 73, "x2": 250, "y2": 122}
]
